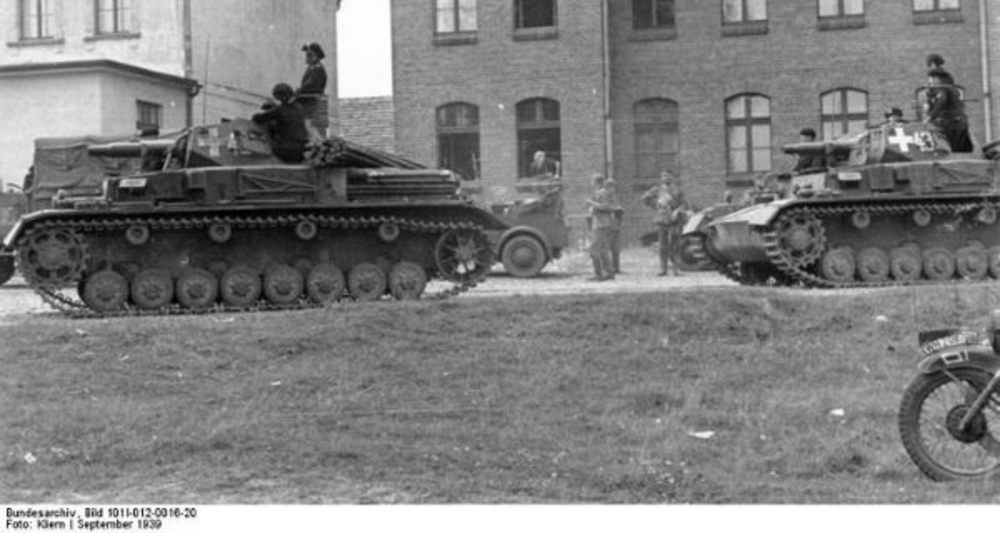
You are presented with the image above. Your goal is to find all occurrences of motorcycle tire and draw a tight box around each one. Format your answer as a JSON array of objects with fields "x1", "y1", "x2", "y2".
[{"x1": 898, "y1": 368, "x2": 1000, "y2": 481}]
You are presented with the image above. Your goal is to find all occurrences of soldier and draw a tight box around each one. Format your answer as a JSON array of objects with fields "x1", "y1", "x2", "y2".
[
  {"x1": 925, "y1": 66, "x2": 972, "y2": 152},
  {"x1": 793, "y1": 128, "x2": 826, "y2": 172},
  {"x1": 297, "y1": 42, "x2": 329, "y2": 139},
  {"x1": 642, "y1": 172, "x2": 689, "y2": 276},
  {"x1": 606, "y1": 179, "x2": 624, "y2": 274},
  {"x1": 585, "y1": 174, "x2": 615, "y2": 281},
  {"x1": 252, "y1": 83, "x2": 309, "y2": 163}
]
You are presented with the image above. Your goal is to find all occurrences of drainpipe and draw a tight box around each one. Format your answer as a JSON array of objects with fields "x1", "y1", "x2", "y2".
[
  {"x1": 182, "y1": 0, "x2": 194, "y2": 127},
  {"x1": 980, "y1": 0, "x2": 993, "y2": 140},
  {"x1": 600, "y1": 0, "x2": 613, "y2": 179}
]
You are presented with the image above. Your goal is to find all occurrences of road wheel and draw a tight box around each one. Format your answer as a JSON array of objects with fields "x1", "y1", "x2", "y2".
[
  {"x1": 82, "y1": 270, "x2": 129, "y2": 312},
  {"x1": 501, "y1": 235, "x2": 547, "y2": 278},
  {"x1": 220, "y1": 267, "x2": 262, "y2": 307},
  {"x1": 131, "y1": 268, "x2": 174, "y2": 310},
  {"x1": 857, "y1": 248, "x2": 890, "y2": 283},
  {"x1": 388, "y1": 261, "x2": 428, "y2": 300},
  {"x1": 922, "y1": 248, "x2": 956, "y2": 281},
  {"x1": 305, "y1": 264, "x2": 345, "y2": 304},
  {"x1": 956, "y1": 244, "x2": 988, "y2": 280},
  {"x1": 176, "y1": 268, "x2": 218, "y2": 309},
  {"x1": 263, "y1": 265, "x2": 304, "y2": 305},
  {"x1": 348, "y1": 262, "x2": 387, "y2": 302},
  {"x1": 890, "y1": 247, "x2": 922, "y2": 282}
]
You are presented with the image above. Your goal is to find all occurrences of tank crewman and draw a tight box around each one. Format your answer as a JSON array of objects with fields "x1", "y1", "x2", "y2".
[
  {"x1": 641, "y1": 172, "x2": 689, "y2": 276},
  {"x1": 925, "y1": 66, "x2": 973, "y2": 152},
  {"x1": 884, "y1": 107, "x2": 907, "y2": 127},
  {"x1": 606, "y1": 179, "x2": 625, "y2": 274},
  {"x1": 793, "y1": 128, "x2": 826, "y2": 172},
  {"x1": 297, "y1": 42, "x2": 329, "y2": 139},
  {"x1": 252, "y1": 83, "x2": 309, "y2": 163},
  {"x1": 585, "y1": 174, "x2": 616, "y2": 281}
]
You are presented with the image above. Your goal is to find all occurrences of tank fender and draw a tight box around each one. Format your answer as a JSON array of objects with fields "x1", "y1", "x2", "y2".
[
  {"x1": 498, "y1": 226, "x2": 551, "y2": 258},
  {"x1": 681, "y1": 210, "x2": 707, "y2": 234},
  {"x1": 916, "y1": 345, "x2": 1000, "y2": 375},
  {"x1": 713, "y1": 199, "x2": 794, "y2": 227}
]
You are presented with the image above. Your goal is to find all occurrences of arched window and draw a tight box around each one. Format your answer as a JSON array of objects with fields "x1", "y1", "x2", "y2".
[
  {"x1": 634, "y1": 98, "x2": 679, "y2": 181},
  {"x1": 725, "y1": 94, "x2": 771, "y2": 174},
  {"x1": 437, "y1": 103, "x2": 480, "y2": 181},
  {"x1": 516, "y1": 98, "x2": 561, "y2": 178},
  {"x1": 821, "y1": 88, "x2": 868, "y2": 139}
]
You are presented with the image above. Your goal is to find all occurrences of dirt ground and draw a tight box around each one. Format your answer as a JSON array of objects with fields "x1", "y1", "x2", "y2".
[{"x1": 0, "y1": 247, "x2": 735, "y2": 318}]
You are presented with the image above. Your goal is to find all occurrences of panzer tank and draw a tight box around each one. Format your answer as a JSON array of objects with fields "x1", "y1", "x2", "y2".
[
  {"x1": 702, "y1": 121, "x2": 1000, "y2": 287},
  {"x1": 1, "y1": 118, "x2": 506, "y2": 316}
]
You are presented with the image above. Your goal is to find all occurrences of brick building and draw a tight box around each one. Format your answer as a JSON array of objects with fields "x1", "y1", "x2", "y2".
[
  {"x1": 0, "y1": 0, "x2": 339, "y2": 188},
  {"x1": 392, "y1": 0, "x2": 999, "y2": 243}
]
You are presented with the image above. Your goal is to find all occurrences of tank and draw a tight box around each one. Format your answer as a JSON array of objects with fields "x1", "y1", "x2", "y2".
[
  {"x1": 702, "y1": 121, "x2": 1000, "y2": 287},
  {"x1": 1, "y1": 118, "x2": 507, "y2": 316},
  {"x1": 473, "y1": 177, "x2": 569, "y2": 278},
  {"x1": 0, "y1": 188, "x2": 27, "y2": 285}
]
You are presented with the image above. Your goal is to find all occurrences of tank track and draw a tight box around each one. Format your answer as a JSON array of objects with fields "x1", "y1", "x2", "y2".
[
  {"x1": 759, "y1": 199, "x2": 1000, "y2": 289},
  {"x1": 19, "y1": 212, "x2": 488, "y2": 318}
]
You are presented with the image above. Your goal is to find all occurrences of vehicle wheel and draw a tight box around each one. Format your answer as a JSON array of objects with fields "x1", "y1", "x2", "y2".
[
  {"x1": 82, "y1": 270, "x2": 129, "y2": 312},
  {"x1": 176, "y1": 268, "x2": 218, "y2": 309},
  {"x1": 0, "y1": 255, "x2": 14, "y2": 286},
  {"x1": 898, "y1": 368, "x2": 1000, "y2": 481},
  {"x1": 435, "y1": 228, "x2": 493, "y2": 283},
  {"x1": 388, "y1": 261, "x2": 428, "y2": 300},
  {"x1": 220, "y1": 267, "x2": 262, "y2": 307},
  {"x1": 348, "y1": 263, "x2": 387, "y2": 301},
  {"x1": 819, "y1": 246, "x2": 855, "y2": 283},
  {"x1": 501, "y1": 235, "x2": 547, "y2": 278},
  {"x1": 956, "y1": 245, "x2": 988, "y2": 280},
  {"x1": 263, "y1": 265, "x2": 304, "y2": 305},
  {"x1": 130, "y1": 268, "x2": 174, "y2": 310},
  {"x1": 922, "y1": 247, "x2": 956, "y2": 281},
  {"x1": 856, "y1": 248, "x2": 890, "y2": 283},
  {"x1": 674, "y1": 234, "x2": 711, "y2": 271},
  {"x1": 17, "y1": 227, "x2": 89, "y2": 286},
  {"x1": 305, "y1": 264, "x2": 345, "y2": 304},
  {"x1": 890, "y1": 247, "x2": 922, "y2": 282}
]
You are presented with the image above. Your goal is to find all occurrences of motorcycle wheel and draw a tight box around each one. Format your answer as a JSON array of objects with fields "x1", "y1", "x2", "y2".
[{"x1": 898, "y1": 368, "x2": 1000, "y2": 481}]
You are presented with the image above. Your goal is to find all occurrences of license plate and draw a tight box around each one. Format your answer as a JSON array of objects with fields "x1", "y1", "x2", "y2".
[
  {"x1": 118, "y1": 178, "x2": 147, "y2": 188},
  {"x1": 920, "y1": 331, "x2": 978, "y2": 355}
]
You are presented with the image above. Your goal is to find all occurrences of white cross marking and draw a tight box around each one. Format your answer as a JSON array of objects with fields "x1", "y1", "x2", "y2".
[{"x1": 887, "y1": 128, "x2": 915, "y2": 153}]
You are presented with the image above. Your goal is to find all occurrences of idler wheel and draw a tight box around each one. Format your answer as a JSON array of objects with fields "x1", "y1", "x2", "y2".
[
  {"x1": 220, "y1": 267, "x2": 262, "y2": 307},
  {"x1": 295, "y1": 220, "x2": 318, "y2": 241},
  {"x1": 131, "y1": 268, "x2": 175, "y2": 310},
  {"x1": 773, "y1": 211, "x2": 826, "y2": 268},
  {"x1": 956, "y1": 244, "x2": 988, "y2": 280},
  {"x1": 388, "y1": 261, "x2": 428, "y2": 300},
  {"x1": 305, "y1": 264, "x2": 345, "y2": 304},
  {"x1": 125, "y1": 225, "x2": 150, "y2": 246},
  {"x1": 434, "y1": 228, "x2": 493, "y2": 283},
  {"x1": 922, "y1": 247, "x2": 956, "y2": 281},
  {"x1": 818, "y1": 246, "x2": 855, "y2": 283},
  {"x1": 987, "y1": 246, "x2": 1000, "y2": 279},
  {"x1": 18, "y1": 227, "x2": 89, "y2": 286},
  {"x1": 857, "y1": 248, "x2": 890, "y2": 283},
  {"x1": 348, "y1": 262, "x2": 387, "y2": 302},
  {"x1": 377, "y1": 222, "x2": 401, "y2": 243},
  {"x1": 263, "y1": 265, "x2": 304, "y2": 305},
  {"x1": 82, "y1": 270, "x2": 129, "y2": 312},
  {"x1": 208, "y1": 222, "x2": 232, "y2": 244},
  {"x1": 176, "y1": 268, "x2": 218, "y2": 309},
  {"x1": 890, "y1": 247, "x2": 922, "y2": 282}
]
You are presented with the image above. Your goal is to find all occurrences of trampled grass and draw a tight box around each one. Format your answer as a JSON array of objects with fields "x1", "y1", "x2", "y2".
[{"x1": 3, "y1": 284, "x2": 1000, "y2": 503}]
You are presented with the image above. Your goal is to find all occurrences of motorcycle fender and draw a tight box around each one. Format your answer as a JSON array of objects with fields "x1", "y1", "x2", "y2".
[{"x1": 916, "y1": 346, "x2": 1000, "y2": 375}]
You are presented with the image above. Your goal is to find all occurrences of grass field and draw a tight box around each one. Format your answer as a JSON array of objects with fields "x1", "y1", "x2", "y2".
[{"x1": 2, "y1": 283, "x2": 1000, "y2": 504}]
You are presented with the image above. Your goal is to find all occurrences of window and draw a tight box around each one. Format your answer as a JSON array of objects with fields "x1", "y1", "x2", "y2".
[
  {"x1": 821, "y1": 88, "x2": 868, "y2": 140},
  {"x1": 96, "y1": 0, "x2": 133, "y2": 35},
  {"x1": 725, "y1": 94, "x2": 771, "y2": 174},
  {"x1": 437, "y1": 103, "x2": 480, "y2": 182},
  {"x1": 634, "y1": 0, "x2": 675, "y2": 29},
  {"x1": 19, "y1": 0, "x2": 55, "y2": 40},
  {"x1": 634, "y1": 99, "x2": 680, "y2": 182},
  {"x1": 514, "y1": 0, "x2": 556, "y2": 29},
  {"x1": 914, "y1": 0, "x2": 959, "y2": 11},
  {"x1": 819, "y1": 0, "x2": 863, "y2": 17},
  {"x1": 436, "y1": 0, "x2": 477, "y2": 33},
  {"x1": 722, "y1": 0, "x2": 767, "y2": 23},
  {"x1": 136, "y1": 101, "x2": 162, "y2": 133},
  {"x1": 516, "y1": 98, "x2": 561, "y2": 178},
  {"x1": 913, "y1": 0, "x2": 961, "y2": 23}
]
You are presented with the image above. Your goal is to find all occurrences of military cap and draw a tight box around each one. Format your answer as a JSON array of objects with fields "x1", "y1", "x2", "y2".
[
  {"x1": 884, "y1": 107, "x2": 903, "y2": 118},
  {"x1": 302, "y1": 42, "x2": 326, "y2": 60},
  {"x1": 926, "y1": 53, "x2": 945, "y2": 68},
  {"x1": 927, "y1": 66, "x2": 954, "y2": 84},
  {"x1": 799, "y1": 128, "x2": 817, "y2": 138}
]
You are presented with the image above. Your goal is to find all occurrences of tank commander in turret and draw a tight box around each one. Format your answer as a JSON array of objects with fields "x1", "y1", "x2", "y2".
[
  {"x1": 925, "y1": 66, "x2": 972, "y2": 153},
  {"x1": 793, "y1": 128, "x2": 826, "y2": 172},
  {"x1": 252, "y1": 83, "x2": 309, "y2": 163},
  {"x1": 884, "y1": 107, "x2": 907, "y2": 127},
  {"x1": 297, "y1": 42, "x2": 329, "y2": 139}
]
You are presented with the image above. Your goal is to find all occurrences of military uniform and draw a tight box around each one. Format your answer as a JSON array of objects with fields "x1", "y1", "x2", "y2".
[
  {"x1": 642, "y1": 183, "x2": 688, "y2": 275},
  {"x1": 926, "y1": 83, "x2": 972, "y2": 153},
  {"x1": 298, "y1": 43, "x2": 329, "y2": 135},
  {"x1": 587, "y1": 186, "x2": 616, "y2": 280},
  {"x1": 252, "y1": 102, "x2": 309, "y2": 163}
]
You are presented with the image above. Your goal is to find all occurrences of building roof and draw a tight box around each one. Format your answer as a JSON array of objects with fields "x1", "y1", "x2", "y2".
[
  {"x1": 338, "y1": 96, "x2": 396, "y2": 153},
  {"x1": 0, "y1": 59, "x2": 197, "y2": 91}
]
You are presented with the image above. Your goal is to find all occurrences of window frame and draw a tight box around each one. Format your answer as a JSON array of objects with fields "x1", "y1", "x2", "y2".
[
  {"x1": 514, "y1": 0, "x2": 557, "y2": 29},
  {"x1": 913, "y1": 0, "x2": 960, "y2": 12},
  {"x1": 95, "y1": 0, "x2": 133, "y2": 36},
  {"x1": 516, "y1": 98, "x2": 562, "y2": 179},
  {"x1": 912, "y1": 0, "x2": 962, "y2": 23},
  {"x1": 436, "y1": 102, "x2": 481, "y2": 182},
  {"x1": 633, "y1": 98, "x2": 681, "y2": 184},
  {"x1": 820, "y1": 87, "x2": 869, "y2": 140},
  {"x1": 136, "y1": 100, "x2": 163, "y2": 133},
  {"x1": 19, "y1": 0, "x2": 55, "y2": 41},
  {"x1": 721, "y1": 0, "x2": 768, "y2": 36},
  {"x1": 724, "y1": 93, "x2": 772, "y2": 176},
  {"x1": 435, "y1": 0, "x2": 477, "y2": 34},
  {"x1": 817, "y1": 0, "x2": 866, "y2": 30}
]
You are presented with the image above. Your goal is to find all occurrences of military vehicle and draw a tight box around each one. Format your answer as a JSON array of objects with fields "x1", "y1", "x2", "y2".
[
  {"x1": 1, "y1": 118, "x2": 506, "y2": 316},
  {"x1": 702, "y1": 121, "x2": 1000, "y2": 287},
  {"x1": 477, "y1": 177, "x2": 569, "y2": 277},
  {"x1": 0, "y1": 188, "x2": 27, "y2": 285}
]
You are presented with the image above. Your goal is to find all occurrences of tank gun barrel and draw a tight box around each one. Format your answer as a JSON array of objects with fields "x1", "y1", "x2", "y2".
[
  {"x1": 782, "y1": 140, "x2": 854, "y2": 157},
  {"x1": 87, "y1": 139, "x2": 176, "y2": 158}
]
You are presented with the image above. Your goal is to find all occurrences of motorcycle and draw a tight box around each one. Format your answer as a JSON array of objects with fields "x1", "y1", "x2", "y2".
[{"x1": 898, "y1": 310, "x2": 1000, "y2": 480}]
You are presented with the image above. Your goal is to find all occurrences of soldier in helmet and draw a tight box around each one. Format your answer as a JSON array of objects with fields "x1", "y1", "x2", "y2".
[
  {"x1": 252, "y1": 83, "x2": 309, "y2": 163},
  {"x1": 925, "y1": 66, "x2": 972, "y2": 152}
]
